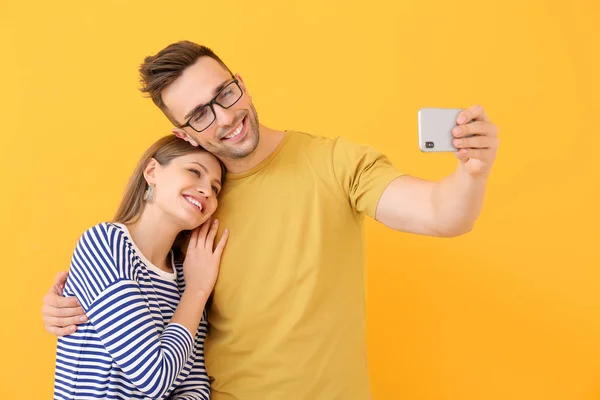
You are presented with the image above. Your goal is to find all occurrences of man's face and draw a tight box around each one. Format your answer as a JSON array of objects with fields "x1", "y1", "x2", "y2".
[{"x1": 163, "y1": 57, "x2": 260, "y2": 160}]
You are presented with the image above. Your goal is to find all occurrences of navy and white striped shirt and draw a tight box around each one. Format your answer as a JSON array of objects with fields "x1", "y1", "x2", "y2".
[{"x1": 53, "y1": 222, "x2": 210, "y2": 400}]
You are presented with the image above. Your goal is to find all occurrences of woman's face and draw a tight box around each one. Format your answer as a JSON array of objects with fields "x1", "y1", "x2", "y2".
[{"x1": 149, "y1": 151, "x2": 222, "y2": 230}]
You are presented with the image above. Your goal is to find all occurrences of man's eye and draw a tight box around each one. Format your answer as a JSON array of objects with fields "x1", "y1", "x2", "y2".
[
  {"x1": 221, "y1": 89, "x2": 234, "y2": 98},
  {"x1": 193, "y1": 108, "x2": 208, "y2": 122}
]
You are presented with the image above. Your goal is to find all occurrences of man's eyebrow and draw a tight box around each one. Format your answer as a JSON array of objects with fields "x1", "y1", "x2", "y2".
[{"x1": 183, "y1": 79, "x2": 233, "y2": 121}]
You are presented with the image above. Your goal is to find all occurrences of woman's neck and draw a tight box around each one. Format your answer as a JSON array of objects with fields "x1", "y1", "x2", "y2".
[{"x1": 125, "y1": 209, "x2": 180, "y2": 272}]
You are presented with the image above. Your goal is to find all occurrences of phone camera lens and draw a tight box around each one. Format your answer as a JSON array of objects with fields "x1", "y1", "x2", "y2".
[{"x1": 425, "y1": 141, "x2": 434, "y2": 148}]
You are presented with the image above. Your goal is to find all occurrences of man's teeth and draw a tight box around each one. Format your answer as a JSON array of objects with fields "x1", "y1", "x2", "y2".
[
  {"x1": 185, "y1": 196, "x2": 203, "y2": 211},
  {"x1": 224, "y1": 122, "x2": 243, "y2": 139}
]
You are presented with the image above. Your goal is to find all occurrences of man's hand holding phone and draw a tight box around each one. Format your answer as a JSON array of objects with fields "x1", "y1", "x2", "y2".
[
  {"x1": 452, "y1": 105, "x2": 499, "y2": 178},
  {"x1": 419, "y1": 104, "x2": 499, "y2": 178}
]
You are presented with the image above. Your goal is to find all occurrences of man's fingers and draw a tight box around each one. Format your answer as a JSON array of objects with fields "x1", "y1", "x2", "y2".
[
  {"x1": 52, "y1": 271, "x2": 69, "y2": 294},
  {"x1": 452, "y1": 121, "x2": 497, "y2": 138},
  {"x1": 45, "y1": 324, "x2": 77, "y2": 337},
  {"x1": 53, "y1": 305, "x2": 86, "y2": 319},
  {"x1": 457, "y1": 104, "x2": 489, "y2": 124},
  {"x1": 453, "y1": 136, "x2": 499, "y2": 149},
  {"x1": 54, "y1": 271, "x2": 69, "y2": 286},
  {"x1": 43, "y1": 290, "x2": 81, "y2": 309},
  {"x1": 44, "y1": 315, "x2": 88, "y2": 328},
  {"x1": 457, "y1": 148, "x2": 495, "y2": 163},
  {"x1": 454, "y1": 151, "x2": 470, "y2": 163},
  {"x1": 42, "y1": 297, "x2": 85, "y2": 316},
  {"x1": 44, "y1": 304, "x2": 86, "y2": 318}
]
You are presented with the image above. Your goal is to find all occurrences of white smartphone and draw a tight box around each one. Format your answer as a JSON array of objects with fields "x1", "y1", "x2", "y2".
[{"x1": 418, "y1": 108, "x2": 464, "y2": 152}]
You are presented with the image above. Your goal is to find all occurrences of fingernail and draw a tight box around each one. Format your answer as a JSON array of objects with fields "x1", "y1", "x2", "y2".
[
  {"x1": 80, "y1": 316, "x2": 87, "y2": 322},
  {"x1": 71, "y1": 326, "x2": 76, "y2": 333},
  {"x1": 453, "y1": 127, "x2": 462, "y2": 136},
  {"x1": 77, "y1": 301, "x2": 81, "y2": 306},
  {"x1": 457, "y1": 116, "x2": 466, "y2": 124},
  {"x1": 213, "y1": 219, "x2": 219, "y2": 224},
  {"x1": 455, "y1": 139, "x2": 462, "y2": 146}
]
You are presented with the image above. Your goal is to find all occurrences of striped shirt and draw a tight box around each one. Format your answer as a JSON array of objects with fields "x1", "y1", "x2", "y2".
[{"x1": 53, "y1": 222, "x2": 210, "y2": 400}]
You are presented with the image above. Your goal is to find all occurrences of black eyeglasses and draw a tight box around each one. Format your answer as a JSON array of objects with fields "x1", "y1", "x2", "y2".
[{"x1": 179, "y1": 79, "x2": 244, "y2": 133}]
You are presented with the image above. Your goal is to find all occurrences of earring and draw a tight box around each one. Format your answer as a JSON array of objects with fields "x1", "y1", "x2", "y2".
[{"x1": 143, "y1": 184, "x2": 155, "y2": 203}]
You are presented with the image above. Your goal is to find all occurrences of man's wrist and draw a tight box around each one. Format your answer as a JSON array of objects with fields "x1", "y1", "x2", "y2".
[{"x1": 456, "y1": 162, "x2": 491, "y2": 183}]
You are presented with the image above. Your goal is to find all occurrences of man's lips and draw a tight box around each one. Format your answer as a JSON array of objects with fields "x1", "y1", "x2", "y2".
[{"x1": 219, "y1": 117, "x2": 246, "y2": 141}]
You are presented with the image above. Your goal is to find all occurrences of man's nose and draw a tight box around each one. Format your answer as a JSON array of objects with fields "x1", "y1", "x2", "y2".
[{"x1": 213, "y1": 104, "x2": 236, "y2": 127}]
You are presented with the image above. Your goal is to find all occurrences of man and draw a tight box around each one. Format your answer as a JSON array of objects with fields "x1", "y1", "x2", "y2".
[{"x1": 42, "y1": 41, "x2": 499, "y2": 399}]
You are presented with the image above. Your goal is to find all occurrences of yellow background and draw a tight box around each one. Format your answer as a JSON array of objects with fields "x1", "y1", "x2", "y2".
[{"x1": 1, "y1": 0, "x2": 599, "y2": 398}]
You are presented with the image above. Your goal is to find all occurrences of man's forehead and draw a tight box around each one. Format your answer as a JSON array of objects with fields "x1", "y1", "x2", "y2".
[{"x1": 162, "y1": 57, "x2": 232, "y2": 118}]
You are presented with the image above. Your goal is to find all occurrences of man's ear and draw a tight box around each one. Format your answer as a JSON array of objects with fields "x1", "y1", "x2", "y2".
[
  {"x1": 172, "y1": 128, "x2": 199, "y2": 147},
  {"x1": 143, "y1": 158, "x2": 159, "y2": 185},
  {"x1": 235, "y1": 73, "x2": 251, "y2": 99}
]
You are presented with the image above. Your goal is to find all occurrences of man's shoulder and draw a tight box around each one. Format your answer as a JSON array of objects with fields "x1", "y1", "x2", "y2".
[
  {"x1": 285, "y1": 130, "x2": 348, "y2": 151},
  {"x1": 286, "y1": 130, "x2": 369, "y2": 147},
  {"x1": 287, "y1": 129, "x2": 330, "y2": 142},
  {"x1": 281, "y1": 131, "x2": 385, "y2": 169}
]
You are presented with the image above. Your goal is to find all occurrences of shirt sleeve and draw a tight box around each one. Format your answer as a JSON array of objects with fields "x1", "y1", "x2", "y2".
[
  {"x1": 168, "y1": 310, "x2": 211, "y2": 400},
  {"x1": 64, "y1": 223, "x2": 195, "y2": 399},
  {"x1": 332, "y1": 137, "x2": 405, "y2": 218}
]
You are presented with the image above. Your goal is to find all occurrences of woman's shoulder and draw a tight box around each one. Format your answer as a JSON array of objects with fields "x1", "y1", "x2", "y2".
[
  {"x1": 66, "y1": 223, "x2": 137, "y2": 306},
  {"x1": 70, "y1": 222, "x2": 138, "y2": 280},
  {"x1": 76, "y1": 222, "x2": 127, "y2": 248}
]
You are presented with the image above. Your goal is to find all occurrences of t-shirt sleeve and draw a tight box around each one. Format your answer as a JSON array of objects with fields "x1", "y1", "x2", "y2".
[
  {"x1": 332, "y1": 137, "x2": 405, "y2": 218},
  {"x1": 64, "y1": 223, "x2": 194, "y2": 399}
]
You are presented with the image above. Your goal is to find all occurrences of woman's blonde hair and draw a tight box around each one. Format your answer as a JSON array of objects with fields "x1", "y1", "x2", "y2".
[{"x1": 113, "y1": 135, "x2": 226, "y2": 261}]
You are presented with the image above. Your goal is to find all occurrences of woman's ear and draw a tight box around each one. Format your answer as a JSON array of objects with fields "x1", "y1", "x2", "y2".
[{"x1": 143, "y1": 158, "x2": 159, "y2": 185}]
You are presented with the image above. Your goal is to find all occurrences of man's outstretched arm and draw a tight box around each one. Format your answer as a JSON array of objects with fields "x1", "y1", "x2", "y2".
[{"x1": 376, "y1": 105, "x2": 499, "y2": 237}]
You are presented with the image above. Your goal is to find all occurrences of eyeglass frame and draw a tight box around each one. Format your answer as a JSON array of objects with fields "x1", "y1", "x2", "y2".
[{"x1": 177, "y1": 78, "x2": 244, "y2": 133}]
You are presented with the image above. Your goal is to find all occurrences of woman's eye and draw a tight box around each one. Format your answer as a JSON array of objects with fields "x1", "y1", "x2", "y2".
[
  {"x1": 190, "y1": 169, "x2": 201, "y2": 177},
  {"x1": 212, "y1": 186, "x2": 219, "y2": 194}
]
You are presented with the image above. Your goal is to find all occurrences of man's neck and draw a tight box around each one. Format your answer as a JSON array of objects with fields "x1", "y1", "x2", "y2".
[{"x1": 223, "y1": 125, "x2": 286, "y2": 174}]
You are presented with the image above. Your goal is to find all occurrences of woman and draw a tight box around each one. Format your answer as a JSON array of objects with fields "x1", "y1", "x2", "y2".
[{"x1": 53, "y1": 135, "x2": 229, "y2": 400}]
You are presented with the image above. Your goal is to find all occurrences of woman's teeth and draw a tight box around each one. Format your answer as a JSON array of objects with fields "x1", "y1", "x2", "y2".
[{"x1": 185, "y1": 196, "x2": 203, "y2": 211}]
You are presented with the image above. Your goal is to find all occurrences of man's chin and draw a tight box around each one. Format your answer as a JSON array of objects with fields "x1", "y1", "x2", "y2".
[{"x1": 221, "y1": 131, "x2": 259, "y2": 159}]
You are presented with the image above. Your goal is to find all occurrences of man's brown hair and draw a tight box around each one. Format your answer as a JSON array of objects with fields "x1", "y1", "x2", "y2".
[{"x1": 139, "y1": 41, "x2": 233, "y2": 125}]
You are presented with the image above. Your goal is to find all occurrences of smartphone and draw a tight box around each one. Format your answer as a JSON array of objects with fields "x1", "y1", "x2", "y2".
[{"x1": 418, "y1": 108, "x2": 464, "y2": 152}]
